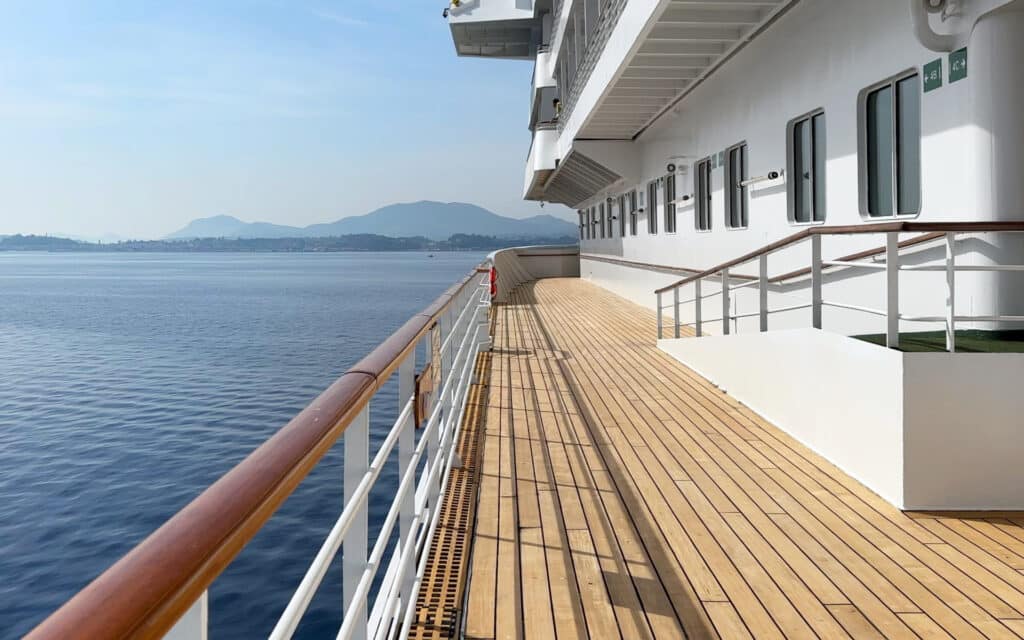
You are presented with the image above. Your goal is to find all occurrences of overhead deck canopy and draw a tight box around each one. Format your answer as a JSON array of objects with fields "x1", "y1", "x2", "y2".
[
  {"x1": 540, "y1": 149, "x2": 621, "y2": 207},
  {"x1": 582, "y1": 0, "x2": 796, "y2": 139}
]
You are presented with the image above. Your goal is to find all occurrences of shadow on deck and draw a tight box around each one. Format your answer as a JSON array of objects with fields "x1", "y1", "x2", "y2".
[{"x1": 419, "y1": 278, "x2": 1024, "y2": 640}]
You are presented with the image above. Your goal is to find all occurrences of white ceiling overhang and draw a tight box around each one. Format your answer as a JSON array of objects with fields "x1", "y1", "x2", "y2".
[
  {"x1": 580, "y1": 0, "x2": 797, "y2": 139},
  {"x1": 540, "y1": 150, "x2": 621, "y2": 208}
]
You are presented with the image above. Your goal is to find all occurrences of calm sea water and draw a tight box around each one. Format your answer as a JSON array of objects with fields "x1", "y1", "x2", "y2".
[{"x1": 0, "y1": 251, "x2": 486, "y2": 639}]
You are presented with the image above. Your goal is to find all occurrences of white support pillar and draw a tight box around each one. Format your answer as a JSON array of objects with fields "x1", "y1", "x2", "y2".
[
  {"x1": 758, "y1": 254, "x2": 768, "y2": 332},
  {"x1": 343, "y1": 406, "x2": 370, "y2": 640},
  {"x1": 811, "y1": 235, "x2": 823, "y2": 330},
  {"x1": 694, "y1": 279, "x2": 703, "y2": 337},
  {"x1": 163, "y1": 591, "x2": 208, "y2": 640},
  {"x1": 673, "y1": 287, "x2": 680, "y2": 339},
  {"x1": 886, "y1": 233, "x2": 900, "y2": 349},
  {"x1": 721, "y1": 269, "x2": 730, "y2": 336},
  {"x1": 946, "y1": 232, "x2": 956, "y2": 353}
]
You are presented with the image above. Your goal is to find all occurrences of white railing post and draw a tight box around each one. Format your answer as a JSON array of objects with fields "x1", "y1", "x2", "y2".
[
  {"x1": 695, "y1": 279, "x2": 703, "y2": 337},
  {"x1": 163, "y1": 591, "x2": 208, "y2": 640},
  {"x1": 343, "y1": 406, "x2": 370, "y2": 640},
  {"x1": 721, "y1": 268, "x2": 730, "y2": 335},
  {"x1": 656, "y1": 292, "x2": 663, "y2": 339},
  {"x1": 886, "y1": 232, "x2": 900, "y2": 349},
  {"x1": 811, "y1": 235, "x2": 822, "y2": 330},
  {"x1": 397, "y1": 353, "x2": 416, "y2": 615},
  {"x1": 758, "y1": 254, "x2": 768, "y2": 332},
  {"x1": 426, "y1": 322, "x2": 442, "y2": 522},
  {"x1": 673, "y1": 287, "x2": 680, "y2": 339},
  {"x1": 946, "y1": 232, "x2": 956, "y2": 352}
]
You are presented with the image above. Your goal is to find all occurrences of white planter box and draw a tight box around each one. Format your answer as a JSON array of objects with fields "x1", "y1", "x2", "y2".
[{"x1": 659, "y1": 329, "x2": 1024, "y2": 510}]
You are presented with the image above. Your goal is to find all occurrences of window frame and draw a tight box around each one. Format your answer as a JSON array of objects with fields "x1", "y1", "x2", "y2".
[
  {"x1": 618, "y1": 194, "x2": 627, "y2": 237},
  {"x1": 664, "y1": 173, "x2": 677, "y2": 234},
  {"x1": 599, "y1": 201, "x2": 606, "y2": 238},
  {"x1": 629, "y1": 190, "x2": 638, "y2": 236},
  {"x1": 787, "y1": 108, "x2": 827, "y2": 226},
  {"x1": 647, "y1": 180, "x2": 659, "y2": 235},
  {"x1": 724, "y1": 142, "x2": 749, "y2": 230},
  {"x1": 857, "y1": 69, "x2": 922, "y2": 220},
  {"x1": 694, "y1": 157, "x2": 713, "y2": 232}
]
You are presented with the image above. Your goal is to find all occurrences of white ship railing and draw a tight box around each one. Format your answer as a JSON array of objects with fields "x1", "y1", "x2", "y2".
[
  {"x1": 27, "y1": 266, "x2": 493, "y2": 640},
  {"x1": 654, "y1": 222, "x2": 1024, "y2": 352}
]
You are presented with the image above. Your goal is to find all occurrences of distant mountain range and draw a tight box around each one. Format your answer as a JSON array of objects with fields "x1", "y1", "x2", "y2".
[{"x1": 166, "y1": 201, "x2": 576, "y2": 241}]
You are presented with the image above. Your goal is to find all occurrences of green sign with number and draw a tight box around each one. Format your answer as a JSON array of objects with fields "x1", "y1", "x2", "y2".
[
  {"x1": 950, "y1": 47, "x2": 967, "y2": 83},
  {"x1": 924, "y1": 58, "x2": 943, "y2": 92}
]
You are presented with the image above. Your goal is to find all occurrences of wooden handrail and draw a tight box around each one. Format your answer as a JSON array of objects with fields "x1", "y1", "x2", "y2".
[
  {"x1": 26, "y1": 267, "x2": 488, "y2": 640},
  {"x1": 654, "y1": 221, "x2": 1024, "y2": 294}
]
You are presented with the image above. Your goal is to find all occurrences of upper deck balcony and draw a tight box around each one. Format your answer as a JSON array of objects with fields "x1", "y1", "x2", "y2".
[{"x1": 447, "y1": 0, "x2": 547, "y2": 59}]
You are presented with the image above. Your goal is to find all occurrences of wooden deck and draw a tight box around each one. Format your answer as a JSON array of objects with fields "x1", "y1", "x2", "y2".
[{"x1": 451, "y1": 278, "x2": 1024, "y2": 639}]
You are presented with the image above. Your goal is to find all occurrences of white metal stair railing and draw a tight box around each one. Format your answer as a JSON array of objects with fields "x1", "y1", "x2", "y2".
[
  {"x1": 655, "y1": 227, "x2": 1024, "y2": 353},
  {"x1": 164, "y1": 275, "x2": 491, "y2": 640}
]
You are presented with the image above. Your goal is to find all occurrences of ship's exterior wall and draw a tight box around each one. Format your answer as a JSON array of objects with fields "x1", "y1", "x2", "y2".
[{"x1": 575, "y1": 0, "x2": 1024, "y2": 335}]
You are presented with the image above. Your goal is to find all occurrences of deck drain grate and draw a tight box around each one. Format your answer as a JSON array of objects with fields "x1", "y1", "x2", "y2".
[{"x1": 407, "y1": 352, "x2": 489, "y2": 640}]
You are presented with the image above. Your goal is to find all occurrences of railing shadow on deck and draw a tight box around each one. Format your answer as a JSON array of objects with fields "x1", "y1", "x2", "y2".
[{"x1": 512, "y1": 280, "x2": 720, "y2": 639}]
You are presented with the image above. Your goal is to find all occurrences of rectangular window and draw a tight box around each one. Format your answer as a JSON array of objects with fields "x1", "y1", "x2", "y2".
[
  {"x1": 789, "y1": 110, "x2": 826, "y2": 223},
  {"x1": 647, "y1": 181, "x2": 658, "y2": 234},
  {"x1": 861, "y1": 72, "x2": 921, "y2": 217},
  {"x1": 618, "y1": 194, "x2": 627, "y2": 236},
  {"x1": 578, "y1": 210, "x2": 585, "y2": 239},
  {"x1": 599, "y1": 202, "x2": 606, "y2": 238},
  {"x1": 629, "y1": 190, "x2": 638, "y2": 236},
  {"x1": 664, "y1": 174, "x2": 677, "y2": 233},
  {"x1": 725, "y1": 143, "x2": 748, "y2": 229},
  {"x1": 606, "y1": 198, "x2": 614, "y2": 237},
  {"x1": 694, "y1": 158, "x2": 712, "y2": 231}
]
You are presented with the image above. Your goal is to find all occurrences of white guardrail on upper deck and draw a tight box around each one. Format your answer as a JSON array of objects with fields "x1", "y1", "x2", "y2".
[{"x1": 654, "y1": 222, "x2": 1024, "y2": 353}]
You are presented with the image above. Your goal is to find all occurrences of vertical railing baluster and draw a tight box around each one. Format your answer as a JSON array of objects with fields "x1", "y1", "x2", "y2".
[
  {"x1": 656, "y1": 292, "x2": 663, "y2": 339},
  {"x1": 811, "y1": 235, "x2": 822, "y2": 330},
  {"x1": 427, "y1": 320, "x2": 443, "y2": 524},
  {"x1": 758, "y1": 254, "x2": 768, "y2": 332},
  {"x1": 886, "y1": 232, "x2": 900, "y2": 349},
  {"x1": 946, "y1": 232, "x2": 956, "y2": 353},
  {"x1": 343, "y1": 406, "x2": 369, "y2": 640},
  {"x1": 397, "y1": 353, "x2": 416, "y2": 622},
  {"x1": 164, "y1": 591, "x2": 208, "y2": 640},
  {"x1": 673, "y1": 287, "x2": 680, "y2": 339},
  {"x1": 695, "y1": 279, "x2": 702, "y2": 337},
  {"x1": 721, "y1": 269, "x2": 730, "y2": 335}
]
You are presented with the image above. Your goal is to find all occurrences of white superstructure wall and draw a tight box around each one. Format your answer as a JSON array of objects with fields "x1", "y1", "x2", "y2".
[{"x1": 574, "y1": 0, "x2": 1024, "y2": 336}]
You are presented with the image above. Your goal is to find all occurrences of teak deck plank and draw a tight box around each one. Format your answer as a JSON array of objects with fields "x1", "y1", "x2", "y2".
[{"x1": 450, "y1": 278, "x2": 1024, "y2": 639}]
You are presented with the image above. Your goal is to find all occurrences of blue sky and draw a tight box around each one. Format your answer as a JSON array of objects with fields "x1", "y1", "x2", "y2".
[{"x1": 0, "y1": 1, "x2": 567, "y2": 239}]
